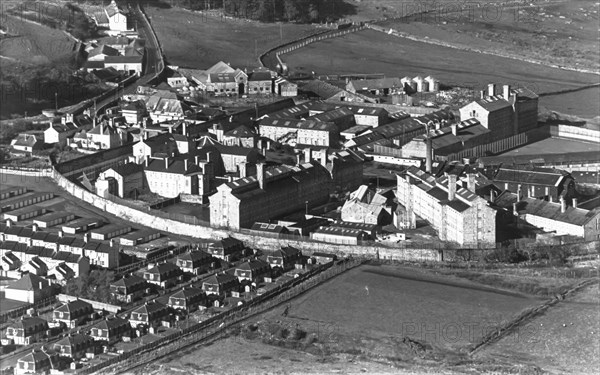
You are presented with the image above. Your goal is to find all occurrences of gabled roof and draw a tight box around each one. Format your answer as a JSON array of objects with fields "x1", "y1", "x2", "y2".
[
  {"x1": 271, "y1": 246, "x2": 301, "y2": 258},
  {"x1": 178, "y1": 250, "x2": 211, "y2": 263},
  {"x1": 206, "y1": 61, "x2": 235, "y2": 74},
  {"x1": 111, "y1": 274, "x2": 145, "y2": 288},
  {"x1": 11, "y1": 316, "x2": 48, "y2": 331},
  {"x1": 88, "y1": 44, "x2": 119, "y2": 58},
  {"x1": 169, "y1": 286, "x2": 204, "y2": 300},
  {"x1": 248, "y1": 71, "x2": 272, "y2": 81},
  {"x1": 492, "y1": 166, "x2": 568, "y2": 187},
  {"x1": 6, "y1": 273, "x2": 51, "y2": 291},
  {"x1": 145, "y1": 262, "x2": 181, "y2": 275},
  {"x1": 131, "y1": 301, "x2": 168, "y2": 315},
  {"x1": 236, "y1": 259, "x2": 269, "y2": 271},
  {"x1": 11, "y1": 133, "x2": 41, "y2": 147},
  {"x1": 93, "y1": 317, "x2": 130, "y2": 331},
  {"x1": 18, "y1": 349, "x2": 55, "y2": 364},
  {"x1": 224, "y1": 125, "x2": 256, "y2": 138},
  {"x1": 203, "y1": 272, "x2": 237, "y2": 285},
  {"x1": 145, "y1": 156, "x2": 203, "y2": 175},
  {"x1": 105, "y1": 55, "x2": 143, "y2": 64},
  {"x1": 54, "y1": 299, "x2": 93, "y2": 313},
  {"x1": 519, "y1": 198, "x2": 600, "y2": 226},
  {"x1": 55, "y1": 334, "x2": 94, "y2": 347}
]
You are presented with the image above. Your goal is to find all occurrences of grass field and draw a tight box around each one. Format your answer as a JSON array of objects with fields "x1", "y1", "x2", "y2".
[
  {"x1": 145, "y1": 7, "x2": 319, "y2": 68},
  {"x1": 156, "y1": 264, "x2": 550, "y2": 373},
  {"x1": 475, "y1": 283, "x2": 600, "y2": 374},
  {"x1": 283, "y1": 28, "x2": 598, "y2": 115}
]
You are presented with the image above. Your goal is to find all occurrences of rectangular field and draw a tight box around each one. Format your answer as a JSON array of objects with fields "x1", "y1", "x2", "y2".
[
  {"x1": 284, "y1": 29, "x2": 597, "y2": 95},
  {"x1": 284, "y1": 264, "x2": 541, "y2": 350}
]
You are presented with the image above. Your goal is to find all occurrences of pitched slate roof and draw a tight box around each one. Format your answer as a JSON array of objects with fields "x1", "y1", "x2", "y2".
[
  {"x1": 492, "y1": 167, "x2": 568, "y2": 187},
  {"x1": 169, "y1": 286, "x2": 204, "y2": 300},
  {"x1": 111, "y1": 274, "x2": 145, "y2": 288},
  {"x1": 178, "y1": 250, "x2": 211, "y2": 263},
  {"x1": 55, "y1": 333, "x2": 94, "y2": 347},
  {"x1": 11, "y1": 316, "x2": 48, "y2": 331},
  {"x1": 203, "y1": 272, "x2": 237, "y2": 285},
  {"x1": 54, "y1": 299, "x2": 93, "y2": 313},
  {"x1": 88, "y1": 45, "x2": 120, "y2": 58},
  {"x1": 236, "y1": 259, "x2": 269, "y2": 271},
  {"x1": 224, "y1": 125, "x2": 256, "y2": 138},
  {"x1": 474, "y1": 96, "x2": 512, "y2": 112},
  {"x1": 131, "y1": 301, "x2": 168, "y2": 315},
  {"x1": 520, "y1": 198, "x2": 600, "y2": 226},
  {"x1": 145, "y1": 262, "x2": 181, "y2": 275},
  {"x1": 93, "y1": 317, "x2": 130, "y2": 331},
  {"x1": 6, "y1": 273, "x2": 51, "y2": 291},
  {"x1": 110, "y1": 163, "x2": 144, "y2": 176}
]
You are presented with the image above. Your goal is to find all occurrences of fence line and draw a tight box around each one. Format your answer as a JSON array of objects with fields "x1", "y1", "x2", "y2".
[
  {"x1": 0, "y1": 296, "x2": 56, "y2": 324},
  {"x1": 86, "y1": 258, "x2": 362, "y2": 374}
]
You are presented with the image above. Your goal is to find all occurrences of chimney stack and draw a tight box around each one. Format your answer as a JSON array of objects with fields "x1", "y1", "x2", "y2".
[
  {"x1": 84, "y1": 233, "x2": 90, "y2": 243},
  {"x1": 239, "y1": 162, "x2": 247, "y2": 178},
  {"x1": 320, "y1": 150, "x2": 327, "y2": 166},
  {"x1": 448, "y1": 174, "x2": 457, "y2": 201},
  {"x1": 257, "y1": 163, "x2": 266, "y2": 190},
  {"x1": 489, "y1": 189, "x2": 496, "y2": 203},
  {"x1": 304, "y1": 148, "x2": 311, "y2": 163},
  {"x1": 195, "y1": 155, "x2": 200, "y2": 165},
  {"x1": 517, "y1": 184, "x2": 522, "y2": 200},
  {"x1": 182, "y1": 122, "x2": 187, "y2": 136},
  {"x1": 296, "y1": 153, "x2": 302, "y2": 165},
  {"x1": 184, "y1": 159, "x2": 189, "y2": 171},
  {"x1": 487, "y1": 83, "x2": 495, "y2": 97},
  {"x1": 144, "y1": 155, "x2": 149, "y2": 167},
  {"x1": 480, "y1": 90, "x2": 485, "y2": 99},
  {"x1": 502, "y1": 84, "x2": 511, "y2": 101},
  {"x1": 572, "y1": 198, "x2": 578, "y2": 209},
  {"x1": 451, "y1": 124, "x2": 457, "y2": 136},
  {"x1": 164, "y1": 157, "x2": 169, "y2": 169},
  {"x1": 560, "y1": 196, "x2": 566, "y2": 213},
  {"x1": 32, "y1": 223, "x2": 38, "y2": 232},
  {"x1": 467, "y1": 173, "x2": 476, "y2": 192},
  {"x1": 58, "y1": 230, "x2": 63, "y2": 238},
  {"x1": 512, "y1": 202, "x2": 518, "y2": 216},
  {"x1": 425, "y1": 137, "x2": 433, "y2": 174}
]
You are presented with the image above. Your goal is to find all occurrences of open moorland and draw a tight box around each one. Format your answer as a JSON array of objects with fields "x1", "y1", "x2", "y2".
[
  {"x1": 378, "y1": 0, "x2": 599, "y2": 73},
  {"x1": 145, "y1": 6, "x2": 319, "y2": 68}
]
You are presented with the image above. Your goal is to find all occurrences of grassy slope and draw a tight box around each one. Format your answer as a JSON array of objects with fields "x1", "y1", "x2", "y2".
[
  {"x1": 475, "y1": 283, "x2": 600, "y2": 374},
  {"x1": 145, "y1": 6, "x2": 318, "y2": 69}
]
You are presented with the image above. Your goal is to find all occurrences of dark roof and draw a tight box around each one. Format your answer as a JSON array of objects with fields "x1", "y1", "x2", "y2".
[
  {"x1": 11, "y1": 316, "x2": 48, "y2": 331},
  {"x1": 170, "y1": 287, "x2": 204, "y2": 299},
  {"x1": 145, "y1": 156, "x2": 203, "y2": 175},
  {"x1": 224, "y1": 125, "x2": 256, "y2": 138},
  {"x1": 474, "y1": 96, "x2": 512, "y2": 112},
  {"x1": 7, "y1": 273, "x2": 51, "y2": 291},
  {"x1": 447, "y1": 200, "x2": 471, "y2": 212},
  {"x1": 178, "y1": 250, "x2": 211, "y2": 262},
  {"x1": 105, "y1": 55, "x2": 143, "y2": 64},
  {"x1": 93, "y1": 317, "x2": 130, "y2": 331},
  {"x1": 248, "y1": 71, "x2": 272, "y2": 81},
  {"x1": 88, "y1": 45, "x2": 119, "y2": 58},
  {"x1": 271, "y1": 246, "x2": 301, "y2": 258},
  {"x1": 145, "y1": 262, "x2": 181, "y2": 275},
  {"x1": 519, "y1": 198, "x2": 600, "y2": 226},
  {"x1": 54, "y1": 299, "x2": 93, "y2": 313},
  {"x1": 215, "y1": 144, "x2": 258, "y2": 156},
  {"x1": 492, "y1": 167, "x2": 568, "y2": 187},
  {"x1": 236, "y1": 259, "x2": 269, "y2": 271},
  {"x1": 55, "y1": 334, "x2": 94, "y2": 347},
  {"x1": 111, "y1": 275, "x2": 145, "y2": 288},
  {"x1": 203, "y1": 273, "x2": 237, "y2": 285},
  {"x1": 131, "y1": 301, "x2": 168, "y2": 315}
]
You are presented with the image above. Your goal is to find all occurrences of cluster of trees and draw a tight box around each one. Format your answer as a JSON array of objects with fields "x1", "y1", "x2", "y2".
[
  {"x1": 63, "y1": 269, "x2": 116, "y2": 304},
  {"x1": 169, "y1": 0, "x2": 353, "y2": 22}
]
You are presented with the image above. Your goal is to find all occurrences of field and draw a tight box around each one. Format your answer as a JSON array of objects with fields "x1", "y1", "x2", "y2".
[
  {"x1": 156, "y1": 264, "x2": 552, "y2": 374},
  {"x1": 475, "y1": 283, "x2": 600, "y2": 374},
  {"x1": 145, "y1": 6, "x2": 319, "y2": 68},
  {"x1": 283, "y1": 28, "x2": 598, "y2": 116}
]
